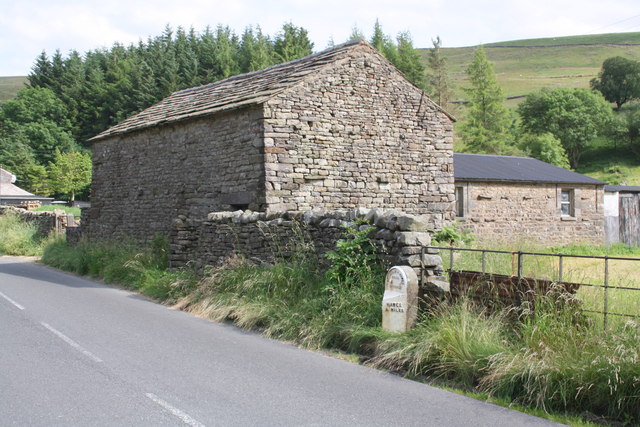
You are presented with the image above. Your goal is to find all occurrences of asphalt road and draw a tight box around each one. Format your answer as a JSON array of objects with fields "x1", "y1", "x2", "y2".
[{"x1": 0, "y1": 256, "x2": 562, "y2": 426}]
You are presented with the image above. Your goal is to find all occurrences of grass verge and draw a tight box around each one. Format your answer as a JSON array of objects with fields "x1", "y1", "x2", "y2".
[
  {"x1": 0, "y1": 212, "x2": 56, "y2": 256},
  {"x1": 41, "y1": 235, "x2": 196, "y2": 302},
  {"x1": 39, "y1": 229, "x2": 639, "y2": 425}
]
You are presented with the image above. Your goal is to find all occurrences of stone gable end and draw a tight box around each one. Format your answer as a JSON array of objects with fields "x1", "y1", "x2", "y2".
[{"x1": 262, "y1": 44, "x2": 454, "y2": 229}]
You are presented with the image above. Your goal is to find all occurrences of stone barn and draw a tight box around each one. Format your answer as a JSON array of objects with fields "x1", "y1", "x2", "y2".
[
  {"x1": 453, "y1": 153, "x2": 606, "y2": 245},
  {"x1": 87, "y1": 40, "x2": 455, "y2": 243}
]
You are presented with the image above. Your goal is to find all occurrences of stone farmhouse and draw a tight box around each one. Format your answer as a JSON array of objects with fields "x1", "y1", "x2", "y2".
[
  {"x1": 453, "y1": 153, "x2": 606, "y2": 245},
  {"x1": 86, "y1": 40, "x2": 455, "y2": 243}
]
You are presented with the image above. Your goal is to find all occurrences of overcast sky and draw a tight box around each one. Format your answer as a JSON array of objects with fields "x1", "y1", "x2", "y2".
[{"x1": 1, "y1": 0, "x2": 640, "y2": 76}]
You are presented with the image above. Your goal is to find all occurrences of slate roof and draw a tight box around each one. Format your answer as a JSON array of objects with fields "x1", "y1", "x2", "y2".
[
  {"x1": 91, "y1": 39, "x2": 449, "y2": 142},
  {"x1": 454, "y1": 153, "x2": 605, "y2": 185},
  {"x1": 604, "y1": 185, "x2": 640, "y2": 192}
]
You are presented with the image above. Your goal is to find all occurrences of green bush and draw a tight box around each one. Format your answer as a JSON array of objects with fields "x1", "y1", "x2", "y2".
[{"x1": 433, "y1": 223, "x2": 475, "y2": 246}]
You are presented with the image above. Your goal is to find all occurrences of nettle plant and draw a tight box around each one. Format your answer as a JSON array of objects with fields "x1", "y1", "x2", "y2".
[{"x1": 324, "y1": 220, "x2": 381, "y2": 290}]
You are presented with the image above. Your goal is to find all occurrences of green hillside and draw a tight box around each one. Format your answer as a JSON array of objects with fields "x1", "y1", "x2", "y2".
[
  {"x1": 0, "y1": 76, "x2": 27, "y2": 102},
  {"x1": 420, "y1": 31, "x2": 640, "y2": 108}
]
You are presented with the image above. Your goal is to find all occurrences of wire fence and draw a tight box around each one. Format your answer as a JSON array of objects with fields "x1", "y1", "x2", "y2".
[{"x1": 423, "y1": 246, "x2": 640, "y2": 331}]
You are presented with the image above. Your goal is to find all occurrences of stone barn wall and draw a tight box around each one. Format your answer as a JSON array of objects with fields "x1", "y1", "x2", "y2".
[
  {"x1": 89, "y1": 107, "x2": 265, "y2": 242},
  {"x1": 262, "y1": 45, "x2": 454, "y2": 230},
  {"x1": 455, "y1": 181, "x2": 604, "y2": 245}
]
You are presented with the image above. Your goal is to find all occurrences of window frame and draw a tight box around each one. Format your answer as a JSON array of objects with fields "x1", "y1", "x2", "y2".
[
  {"x1": 560, "y1": 188, "x2": 575, "y2": 217},
  {"x1": 455, "y1": 186, "x2": 465, "y2": 218}
]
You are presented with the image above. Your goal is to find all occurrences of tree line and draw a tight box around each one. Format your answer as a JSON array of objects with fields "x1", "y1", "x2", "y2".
[{"x1": 1, "y1": 21, "x2": 445, "y2": 199}]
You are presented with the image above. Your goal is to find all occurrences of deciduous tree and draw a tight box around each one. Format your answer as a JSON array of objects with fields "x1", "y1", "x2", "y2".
[
  {"x1": 518, "y1": 88, "x2": 613, "y2": 168},
  {"x1": 48, "y1": 150, "x2": 92, "y2": 202},
  {"x1": 519, "y1": 133, "x2": 570, "y2": 169},
  {"x1": 0, "y1": 87, "x2": 78, "y2": 164},
  {"x1": 590, "y1": 56, "x2": 640, "y2": 110}
]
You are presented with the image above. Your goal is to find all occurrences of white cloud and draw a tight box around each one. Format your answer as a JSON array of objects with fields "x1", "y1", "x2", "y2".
[{"x1": 1, "y1": 0, "x2": 639, "y2": 75}]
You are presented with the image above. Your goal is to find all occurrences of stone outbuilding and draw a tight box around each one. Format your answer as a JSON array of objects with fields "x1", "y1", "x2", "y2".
[
  {"x1": 87, "y1": 40, "x2": 455, "y2": 242},
  {"x1": 604, "y1": 185, "x2": 640, "y2": 246},
  {"x1": 453, "y1": 153, "x2": 605, "y2": 245}
]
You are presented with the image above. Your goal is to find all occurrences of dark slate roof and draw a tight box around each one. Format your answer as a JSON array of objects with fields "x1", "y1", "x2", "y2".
[
  {"x1": 454, "y1": 153, "x2": 605, "y2": 185},
  {"x1": 605, "y1": 185, "x2": 640, "y2": 193},
  {"x1": 90, "y1": 40, "x2": 449, "y2": 142}
]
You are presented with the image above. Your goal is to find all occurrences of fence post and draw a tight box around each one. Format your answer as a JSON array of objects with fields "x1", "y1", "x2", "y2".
[
  {"x1": 558, "y1": 255, "x2": 563, "y2": 283},
  {"x1": 604, "y1": 256, "x2": 609, "y2": 332},
  {"x1": 517, "y1": 251, "x2": 523, "y2": 280},
  {"x1": 449, "y1": 245, "x2": 454, "y2": 276},
  {"x1": 481, "y1": 250, "x2": 486, "y2": 275}
]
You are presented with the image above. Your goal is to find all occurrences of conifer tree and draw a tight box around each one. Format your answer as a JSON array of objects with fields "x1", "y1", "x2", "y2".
[
  {"x1": 426, "y1": 36, "x2": 453, "y2": 110},
  {"x1": 273, "y1": 23, "x2": 313, "y2": 62},
  {"x1": 174, "y1": 26, "x2": 199, "y2": 88},
  {"x1": 28, "y1": 51, "x2": 53, "y2": 88},
  {"x1": 211, "y1": 25, "x2": 240, "y2": 79},
  {"x1": 394, "y1": 32, "x2": 426, "y2": 90},
  {"x1": 460, "y1": 46, "x2": 513, "y2": 154},
  {"x1": 369, "y1": 20, "x2": 397, "y2": 64},
  {"x1": 239, "y1": 26, "x2": 275, "y2": 73}
]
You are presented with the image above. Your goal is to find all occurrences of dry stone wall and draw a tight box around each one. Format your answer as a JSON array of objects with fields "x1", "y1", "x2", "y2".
[
  {"x1": 0, "y1": 205, "x2": 75, "y2": 236},
  {"x1": 456, "y1": 181, "x2": 604, "y2": 245},
  {"x1": 262, "y1": 44, "x2": 454, "y2": 229},
  {"x1": 89, "y1": 107, "x2": 265, "y2": 242},
  {"x1": 169, "y1": 208, "x2": 446, "y2": 289}
]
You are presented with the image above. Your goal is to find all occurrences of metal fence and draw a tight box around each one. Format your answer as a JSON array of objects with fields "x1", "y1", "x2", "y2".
[{"x1": 424, "y1": 246, "x2": 640, "y2": 331}]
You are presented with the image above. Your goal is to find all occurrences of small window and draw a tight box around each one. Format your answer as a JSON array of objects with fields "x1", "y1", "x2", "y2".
[
  {"x1": 455, "y1": 186, "x2": 465, "y2": 217},
  {"x1": 560, "y1": 189, "x2": 574, "y2": 217}
]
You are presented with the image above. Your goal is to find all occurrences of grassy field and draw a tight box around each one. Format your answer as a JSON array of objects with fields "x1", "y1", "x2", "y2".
[
  {"x1": 32, "y1": 204, "x2": 82, "y2": 217},
  {"x1": 441, "y1": 244, "x2": 640, "y2": 330},
  {"x1": 0, "y1": 76, "x2": 27, "y2": 102}
]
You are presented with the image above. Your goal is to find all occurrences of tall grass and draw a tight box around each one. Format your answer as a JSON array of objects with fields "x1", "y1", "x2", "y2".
[
  {"x1": 0, "y1": 212, "x2": 54, "y2": 256},
  {"x1": 482, "y1": 298, "x2": 640, "y2": 422},
  {"x1": 177, "y1": 224, "x2": 385, "y2": 349}
]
